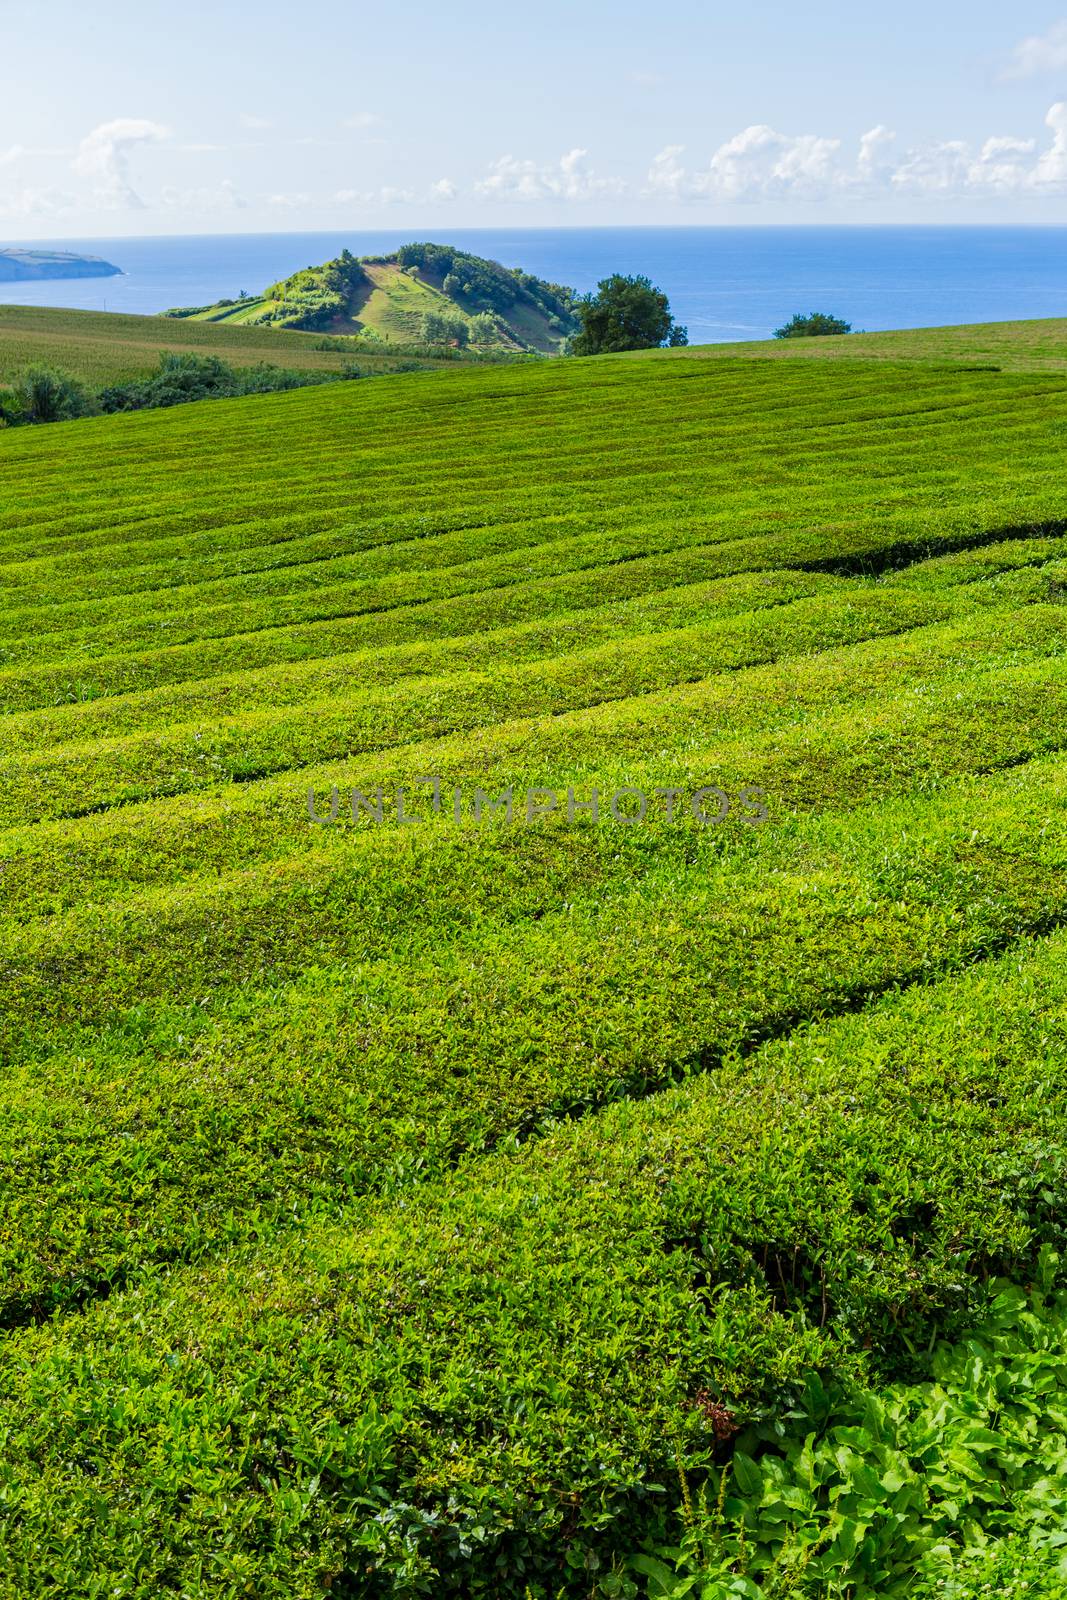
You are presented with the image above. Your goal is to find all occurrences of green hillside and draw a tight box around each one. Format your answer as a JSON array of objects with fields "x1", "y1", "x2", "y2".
[
  {"x1": 0, "y1": 302, "x2": 491, "y2": 385},
  {"x1": 658, "y1": 314, "x2": 1067, "y2": 371},
  {"x1": 3, "y1": 334, "x2": 1067, "y2": 1595},
  {"x1": 170, "y1": 240, "x2": 581, "y2": 352}
]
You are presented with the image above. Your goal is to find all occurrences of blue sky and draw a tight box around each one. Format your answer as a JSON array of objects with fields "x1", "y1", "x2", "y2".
[{"x1": 6, "y1": 0, "x2": 1067, "y2": 235}]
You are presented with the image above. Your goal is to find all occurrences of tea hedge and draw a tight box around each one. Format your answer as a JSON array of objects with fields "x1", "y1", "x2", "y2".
[{"x1": 4, "y1": 343, "x2": 1067, "y2": 1593}]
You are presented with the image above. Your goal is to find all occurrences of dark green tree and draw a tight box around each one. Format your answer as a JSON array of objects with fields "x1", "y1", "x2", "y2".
[
  {"x1": 773, "y1": 312, "x2": 852, "y2": 339},
  {"x1": 570, "y1": 274, "x2": 687, "y2": 355}
]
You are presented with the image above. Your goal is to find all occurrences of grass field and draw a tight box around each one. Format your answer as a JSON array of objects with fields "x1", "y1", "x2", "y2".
[
  {"x1": 4, "y1": 334, "x2": 1067, "y2": 1596},
  {"x1": 656, "y1": 315, "x2": 1067, "y2": 371},
  {"x1": 0, "y1": 303, "x2": 472, "y2": 384}
]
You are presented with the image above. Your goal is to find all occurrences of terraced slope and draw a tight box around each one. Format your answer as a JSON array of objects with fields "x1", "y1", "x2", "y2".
[{"x1": 3, "y1": 351, "x2": 1067, "y2": 1596}]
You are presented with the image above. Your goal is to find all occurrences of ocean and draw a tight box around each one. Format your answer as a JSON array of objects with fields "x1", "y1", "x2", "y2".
[{"x1": 2, "y1": 227, "x2": 1067, "y2": 343}]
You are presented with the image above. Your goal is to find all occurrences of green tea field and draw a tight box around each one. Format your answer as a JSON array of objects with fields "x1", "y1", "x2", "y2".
[{"x1": 3, "y1": 340, "x2": 1067, "y2": 1596}]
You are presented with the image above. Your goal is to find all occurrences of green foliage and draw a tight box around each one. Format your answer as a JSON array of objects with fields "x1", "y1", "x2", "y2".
[
  {"x1": 420, "y1": 310, "x2": 470, "y2": 346},
  {"x1": 0, "y1": 362, "x2": 95, "y2": 423},
  {"x1": 773, "y1": 312, "x2": 853, "y2": 339},
  {"x1": 469, "y1": 311, "x2": 499, "y2": 343},
  {"x1": 0, "y1": 353, "x2": 365, "y2": 425},
  {"x1": 396, "y1": 240, "x2": 580, "y2": 329},
  {"x1": 912, "y1": 1536, "x2": 1067, "y2": 1599},
  {"x1": 260, "y1": 247, "x2": 369, "y2": 330},
  {"x1": 571, "y1": 274, "x2": 688, "y2": 355},
  {"x1": 159, "y1": 303, "x2": 216, "y2": 318},
  {"x1": 628, "y1": 1277, "x2": 1067, "y2": 1599}
]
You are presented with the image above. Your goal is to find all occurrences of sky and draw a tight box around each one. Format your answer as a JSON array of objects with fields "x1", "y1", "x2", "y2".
[{"x1": 7, "y1": 1, "x2": 1067, "y2": 236}]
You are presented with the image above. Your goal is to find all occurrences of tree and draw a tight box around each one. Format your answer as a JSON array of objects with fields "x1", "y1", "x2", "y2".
[
  {"x1": 420, "y1": 311, "x2": 469, "y2": 347},
  {"x1": 774, "y1": 312, "x2": 852, "y2": 339},
  {"x1": 468, "y1": 313, "x2": 498, "y2": 345},
  {"x1": 570, "y1": 274, "x2": 687, "y2": 355}
]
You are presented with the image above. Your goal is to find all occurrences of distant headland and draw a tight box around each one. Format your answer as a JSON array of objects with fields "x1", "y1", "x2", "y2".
[{"x1": 0, "y1": 249, "x2": 122, "y2": 283}]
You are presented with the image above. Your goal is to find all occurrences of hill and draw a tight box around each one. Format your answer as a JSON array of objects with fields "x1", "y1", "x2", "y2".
[
  {"x1": 0, "y1": 246, "x2": 120, "y2": 282},
  {"x1": 168, "y1": 240, "x2": 581, "y2": 352},
  {"x1": 0, "y1": 302, "x2": 509, "y2": 386},
  {"x1": 2, "y1": 332, "x2": 1067, "y2": 1594}
]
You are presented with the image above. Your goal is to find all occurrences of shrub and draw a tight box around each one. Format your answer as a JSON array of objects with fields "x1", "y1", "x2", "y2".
[
  {"x1": 774, "y1": 312, "x2": 852, "y2": 339},
  {"x1": 7, "y1": 364, "x2": 95, "y2": 423}
]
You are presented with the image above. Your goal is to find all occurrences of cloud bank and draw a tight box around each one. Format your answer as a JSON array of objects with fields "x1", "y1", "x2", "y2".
[
  {"x1": 642, "y1": 105, "x2": 1067, "y2": 201},
  {"x1": 8, "y1": 98, "x2": 1067, "y2": 224},
  {"x1": 72, "y1": 118, "x2": 169, "y2": 208}
]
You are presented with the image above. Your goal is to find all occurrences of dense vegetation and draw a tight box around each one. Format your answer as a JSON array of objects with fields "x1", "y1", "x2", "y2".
[
  {"x1": 0, "y1": 352, "x2": 372, "y2": 425},
  {"x1": 3, "y1": 333, "x2": 1067, "y2": 1595},
  {"x1": 395, "y1": 240, "x2": 579, "y2": 326},
  {"x1": 571, "y1": 273, "x2": 688, "y2": 353},
  {"x1": 255, "y1": 247, "x2": 370, "y2": 329},
  {"x1": 774, "y1": 312, "x2": 853, "y2": 339}
]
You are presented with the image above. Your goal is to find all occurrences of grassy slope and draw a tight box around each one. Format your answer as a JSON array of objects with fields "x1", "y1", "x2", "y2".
[
  {"x1": 350, "y1": 259, "x2": 463, "y2": 339},
  {"x1": 9, "y1": 302, "x2": 1067, "y2": 388},
  {"x1": 3, "y1": 340, "x2": 1067, "y2": 1593},
  {"x1": 0, "y1": 302, "x2": 465, "y2": 384},
  {"x1": 649, "y1": 315, "x2": 1067, "y2": 371}
]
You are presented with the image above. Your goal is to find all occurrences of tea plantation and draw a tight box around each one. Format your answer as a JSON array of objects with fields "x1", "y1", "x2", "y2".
[{"x1": 2, "y1": 341, "x2": 1067, "y2": 1597}]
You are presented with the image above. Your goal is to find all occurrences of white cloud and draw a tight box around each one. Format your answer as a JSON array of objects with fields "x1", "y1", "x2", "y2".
[
  {"x1": 240, "y1": 113, "x2": 273, "y2": 130},
  {"x1": 891, "y1": 139, "x2": 972, "y2": 193},
  {"x1": 342, "y1": 111, "x2": 383, "y2": 130},
  {"x1": 647, "y1": 144, "x2": 688, "y2": 198},
  {"x1": 72, "y1": 118, "x2": 168, "y2": 208},
  {"x1": 476, "y1": 148, "x2": 625, "y2": 202},
  {"x1": 643, "y1": 107, "x2": 1067, "y2": 205},
  {"x1": 1002, "y1": 20, "x2": 1067, "y2": 79},
  {"x1": 857, "y1": 125, "x2": 896, "y2": 181},
  {"x1": 703, "y1": 124, "x2": 842, "y2": 200},
  {"x1": 648, "y1": 125, "x2": 846, "y2": 201},
  {"x1": 0, "y1": 144, "x2": 26, "y2": 168},
  {"x1": 160, "y1": 178, "x2": 247, "y2": 211},
  {"x1": 430, "y1": 177, "x2": 457, "y2": 201},
  {"x1": 0, "y1": 185, "x2": 76, "y2": 218},
  {"x1": 889, "y1": 105, "x2": 1067, "y2": 194}
]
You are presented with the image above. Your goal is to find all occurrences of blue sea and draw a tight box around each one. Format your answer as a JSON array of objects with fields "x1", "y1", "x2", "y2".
[{"x1": 3, "y1": 227, "x2": 1067, "y2": 343}]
